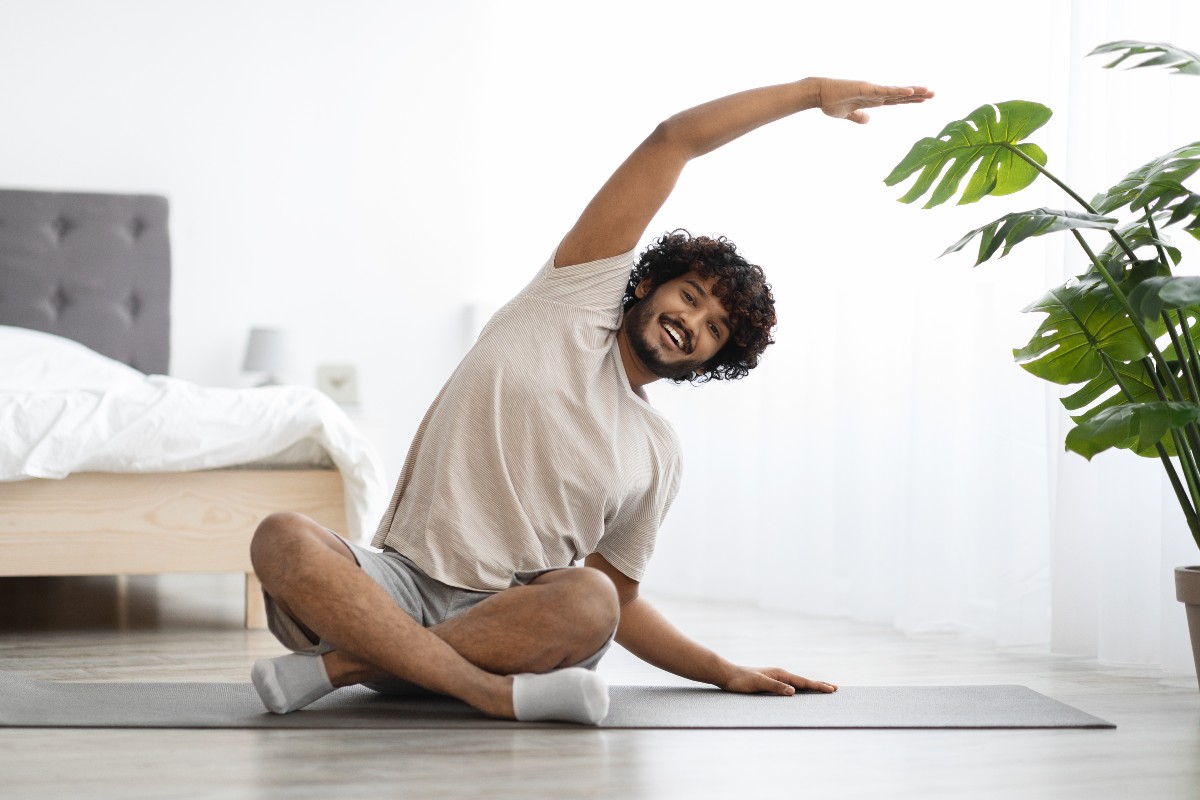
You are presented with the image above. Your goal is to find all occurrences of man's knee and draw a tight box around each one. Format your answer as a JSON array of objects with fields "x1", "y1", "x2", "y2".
[
  {"x1": 250, "y1": 511, "x2": 337, "y2": 580},
  {"x1": 554, "y1": 567, "x2": 620, "y2": 639},
  {"x1": 251, "y1": 511, "x2": 358, "y2": 581},
  {"x1": 251, "y1": 512, "x2": 305, "y2": 565}
]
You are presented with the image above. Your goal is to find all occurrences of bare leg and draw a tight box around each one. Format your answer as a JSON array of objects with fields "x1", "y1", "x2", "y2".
[
  {"x1": 324, "y1": 567, "x2": 620, "y2": 688},
  {"x1": 250, "y1": 512, "x2": 620, "y2": 718},
  {"x1": 250, "y1": 512, "x2": 515, "y2": 718}
]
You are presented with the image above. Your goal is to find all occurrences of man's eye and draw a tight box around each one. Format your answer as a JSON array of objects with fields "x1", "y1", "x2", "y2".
[{"x1": 684, "y1": 292, "x2": 694, "y2": 304}]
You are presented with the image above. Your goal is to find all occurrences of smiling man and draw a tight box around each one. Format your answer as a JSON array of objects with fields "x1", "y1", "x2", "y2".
[
  {"x1": 248, "y1": 76, "x2": 932, "y2": 724},
  {"x1": 618, "y1": 232, "x2": 773, "y2": 387}
]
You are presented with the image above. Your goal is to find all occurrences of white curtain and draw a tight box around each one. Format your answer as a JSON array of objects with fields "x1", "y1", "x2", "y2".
[{"x1": 646, "y1": 0, "x2": 1200, "y2": 674}]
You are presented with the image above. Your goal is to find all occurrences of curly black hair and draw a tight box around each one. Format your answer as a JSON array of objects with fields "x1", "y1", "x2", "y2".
[{"x1": 622, "y1": 230, "x2": 776, "y2": 383}]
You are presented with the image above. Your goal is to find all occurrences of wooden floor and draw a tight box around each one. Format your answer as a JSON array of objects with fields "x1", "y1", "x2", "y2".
[{"x1": 1, "y1": 573, "x2": 1197, "y2": 800}]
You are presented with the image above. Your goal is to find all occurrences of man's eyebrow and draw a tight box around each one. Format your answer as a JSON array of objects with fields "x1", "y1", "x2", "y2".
[{"x1": 684, "y1": 278, "x2": 732, "y2": 333}]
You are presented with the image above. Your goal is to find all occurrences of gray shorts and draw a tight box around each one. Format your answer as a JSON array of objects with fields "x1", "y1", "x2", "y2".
[{"x1": 263, "y1": 536, "x2": 614, "y2": 693}]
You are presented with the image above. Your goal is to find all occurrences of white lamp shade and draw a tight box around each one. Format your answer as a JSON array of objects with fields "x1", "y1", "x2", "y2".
[{"x1": 242, "y1": 328, "x2": 289, "y2": 375}]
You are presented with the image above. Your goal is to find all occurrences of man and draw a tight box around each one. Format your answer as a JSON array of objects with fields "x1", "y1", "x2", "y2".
[{"x1": 249, "y1": 76, "x2": 933, "y2": 724}]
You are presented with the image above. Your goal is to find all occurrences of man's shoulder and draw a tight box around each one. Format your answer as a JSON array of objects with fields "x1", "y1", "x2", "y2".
[
  {"x1": 488, "y1": 248, "x2": 635, "y2": 334},
  {"x1": 552, "y1": 242, "x2": 639, "y2": 270}
]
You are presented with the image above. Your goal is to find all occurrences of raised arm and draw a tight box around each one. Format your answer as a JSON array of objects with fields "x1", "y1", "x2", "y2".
[{"x1": 553, "y1": 77, "x2": 933, "y2": 268}]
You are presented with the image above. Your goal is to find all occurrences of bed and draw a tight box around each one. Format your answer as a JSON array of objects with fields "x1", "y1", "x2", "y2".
[{"x1": 0, "y1": 188, "x2": 386, "y2": 628}]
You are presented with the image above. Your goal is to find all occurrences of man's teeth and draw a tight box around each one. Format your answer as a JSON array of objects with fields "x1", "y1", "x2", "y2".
[{"x1": 664, "y1": 322, "x2": 683, "y2": 349}]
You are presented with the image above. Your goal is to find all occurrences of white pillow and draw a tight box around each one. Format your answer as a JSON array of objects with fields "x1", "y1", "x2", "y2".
[{"x1": 0, "y1": 325, "x2": 147, "y2": 392}]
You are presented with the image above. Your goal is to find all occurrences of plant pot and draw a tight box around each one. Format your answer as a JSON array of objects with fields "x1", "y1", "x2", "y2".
[{"x1": 1176, "y1": 566, "x2": 1200, "y2": 691}]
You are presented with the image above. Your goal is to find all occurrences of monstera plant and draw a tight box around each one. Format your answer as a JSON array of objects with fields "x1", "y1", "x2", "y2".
[{"x1": 884, "y1": 40, "x2": 1200, "y2": 687}]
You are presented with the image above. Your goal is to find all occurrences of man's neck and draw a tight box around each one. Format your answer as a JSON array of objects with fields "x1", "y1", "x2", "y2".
[{"x1": 617, "y1": 325, "x2": 656, "y2": 398}]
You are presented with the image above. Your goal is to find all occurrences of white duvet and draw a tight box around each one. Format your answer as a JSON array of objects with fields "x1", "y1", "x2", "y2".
[{"x1": 0, "y1": 326, "x2": 386, "y2": 540}]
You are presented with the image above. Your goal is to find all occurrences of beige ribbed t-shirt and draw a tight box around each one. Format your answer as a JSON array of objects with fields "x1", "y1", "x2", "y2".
[{"x1": 372, "y1": 249, "x2": 682, "y2": 591}]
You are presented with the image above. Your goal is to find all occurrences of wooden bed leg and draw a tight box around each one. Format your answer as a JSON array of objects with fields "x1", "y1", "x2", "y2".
[
  {"x1": 116, "y1": 575, "x2": 131, "y2": 630},
  {"x1": 244, "y1": 572, "x2": 268, "y2": 630}
]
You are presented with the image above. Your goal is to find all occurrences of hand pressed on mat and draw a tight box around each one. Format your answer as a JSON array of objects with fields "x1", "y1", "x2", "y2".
[{"x1": 719, "y1": 665, "x2": 838, "y2": 696}]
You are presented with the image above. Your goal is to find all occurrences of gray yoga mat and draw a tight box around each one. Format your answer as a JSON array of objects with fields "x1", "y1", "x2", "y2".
[{"x1": 0, "y1": 672, "x2": 1112, "y2": 729}]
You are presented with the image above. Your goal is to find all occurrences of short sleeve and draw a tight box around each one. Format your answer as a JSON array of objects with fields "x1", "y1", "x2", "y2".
[
  {"x1": 524, "y1": 248, "x2": 638, "y2": 315},
  {"x1": 592, "y1": 451, "x2": 681, "y2": 582}
]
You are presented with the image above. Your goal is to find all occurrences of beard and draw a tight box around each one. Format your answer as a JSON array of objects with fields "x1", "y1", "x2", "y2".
[{"x1": 624, "y1": 295, "x2": 708, "y2": 381}]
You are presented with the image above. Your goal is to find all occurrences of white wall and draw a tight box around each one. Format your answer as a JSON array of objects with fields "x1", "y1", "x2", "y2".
[{"x1": 5, "y1": 0, "x2": 1199, "y2": 671}]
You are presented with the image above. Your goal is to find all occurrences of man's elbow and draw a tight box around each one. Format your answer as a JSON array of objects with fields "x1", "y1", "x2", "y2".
[
  {"x1": 646, "y1": 117, "x2": 695, "y2": 160},
  {"x1": 650, "y1": 117, "x2": 677, "y2": 143}
]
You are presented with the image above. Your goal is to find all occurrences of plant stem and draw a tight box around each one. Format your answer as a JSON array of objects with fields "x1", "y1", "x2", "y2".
[
  {"x1": 1007, "y1": 145, "x2": 1098, "y2": 213},
  {"x1": 1133, "y1": 213, "x2": 1200, "y2": 474},
  {"x1": 1171, "y1": 431, "x2": 1200, "y2": 542},
  {"x1": 1177, "y1": 309, "x2": 1200, "y2": 395},
  {"x1": 1157, "y1": 442, "x2": 1200, "y2": 549},
  {"x1": 1143, "y1": 214, "x2": 1200, "y2": 393},
  {"x1": 1100, "y1": 353, "x2": 1200, "y2": 543},
  {"x1": 1157, "y1": 315, "x2": 1200, "y2": 478},
  {"x1": 1162, "y1": 312, "x2": 1200, "y2": 401},
  {"x1": 1146, "y1": 213, "x2": 1169, "y2": 262},
  {"x1": 1070, "y1": 230, "x2": 1190, "y2": 399},
  {"x1": 1145, "y1": 361, "x2": 1200, "y2": 533},
  {"x1": 1142, "y1": 356, "x2": 1200, "y2": 516},
  {"x1": 1007, "y1": 145, "x2": 1140, "y2": 262},
  {"x1": 1137, "y1": 215, "x2": 1200, "y2": 506}
]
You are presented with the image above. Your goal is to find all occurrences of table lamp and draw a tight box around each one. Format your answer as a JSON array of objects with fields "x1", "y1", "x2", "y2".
[{"x1": 242, "y1": 327, "x2": 289, "y2": 386}]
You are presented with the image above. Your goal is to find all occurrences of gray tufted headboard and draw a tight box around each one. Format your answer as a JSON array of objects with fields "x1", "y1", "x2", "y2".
[{"x1": 0, "y1": 188, "x2": 171, "y2": 374}]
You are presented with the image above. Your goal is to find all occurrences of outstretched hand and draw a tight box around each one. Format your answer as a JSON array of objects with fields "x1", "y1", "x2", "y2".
[
  {"x1": 720, "y1": 665, "x2": 838, "y2": 696},
  {"x1": 815, "y1": 78, "x2": 934, "y2": 124}
]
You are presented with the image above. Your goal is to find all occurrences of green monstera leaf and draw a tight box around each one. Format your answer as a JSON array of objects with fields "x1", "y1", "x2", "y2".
[
  {"x1": 1164, "y1": 191, "x2": 1200, "y2": 234},
  {"x1": 1065, "y1": 401, "x2": 1200, "y2": 460},
  {"x1": 1014, "y1": 274, "x2": 1150, "y2": 385},
  {"x1": 1099, "y1": 221, "x2": 1183, "y2": 267},
  {"x1": 1062, "y1": 358, "x2": 1159, "y2": 414},
  {"x1": 1089, "y1": 40, "x2": 1200, "y2": 76},
  {"x1": 885, "y1": 101, "x2": 1051, "y2": 208},
  {"x1": 943, "y1": 208, "x2": 1117, "y2": 266},
  {"x1": 1129, "y1": 276, "x2": 1200, "y2": 320},
  {"x1": 1091, "y1": 144, "x2": 1200, "y2": 229},
  {"x1": 1055, "y1": 315, "x2": 1195, "y2": 457}
]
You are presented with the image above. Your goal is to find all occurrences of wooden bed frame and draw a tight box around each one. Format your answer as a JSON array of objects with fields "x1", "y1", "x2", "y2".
[
  {"x1": 2, "y1": 470, "x2": 347, "y2": 628},
  {"x1": 0, "y1": 188, "x2": 352, "y2": 629}
]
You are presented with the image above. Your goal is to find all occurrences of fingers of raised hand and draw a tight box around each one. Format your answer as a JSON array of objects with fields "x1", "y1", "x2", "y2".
[
  {"x1": 824, "y1": 84, "x2": 931, "y2": 123},
  {"x1": 879, "y1": 85, "x2": 935, "y2": 105}
]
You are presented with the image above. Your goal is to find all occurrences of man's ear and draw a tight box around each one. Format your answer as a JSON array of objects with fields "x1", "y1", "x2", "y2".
[{"x1": 634, "y1": 278, "x2": 652, "y2": 299}]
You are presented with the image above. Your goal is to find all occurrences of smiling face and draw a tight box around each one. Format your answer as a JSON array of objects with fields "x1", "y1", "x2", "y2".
[{"x1": 621, "y1": 271, "x2": 732, "y2": 382}]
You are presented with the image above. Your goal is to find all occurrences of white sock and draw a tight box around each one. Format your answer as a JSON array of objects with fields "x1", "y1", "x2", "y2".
[
  {"x1": 251, "y1": 653, "x2": 335, "y2": 714},
  {"x1": 511, "y1": 668, "x2": 609, "y2": 726}
]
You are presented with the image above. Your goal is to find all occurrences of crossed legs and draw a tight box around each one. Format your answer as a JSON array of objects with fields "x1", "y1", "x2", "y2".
[{"x1": 248, "y1": 512, "x2": 620, "y2": 721}]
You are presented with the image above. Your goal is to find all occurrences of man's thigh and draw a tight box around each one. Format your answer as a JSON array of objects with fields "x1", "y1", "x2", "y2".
[
  {"x1": 366, "y1": 572, "x2": 615, "y2": 696},
  {"x1": 264, "y1": 537, "x2": 430, "y2": 654},
  {"x1": 265, "y1": 542, "x2": 614, "y2": 678},
  {"x1": 424, "y1": 566, "x2": 618, "y2": 673}
]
